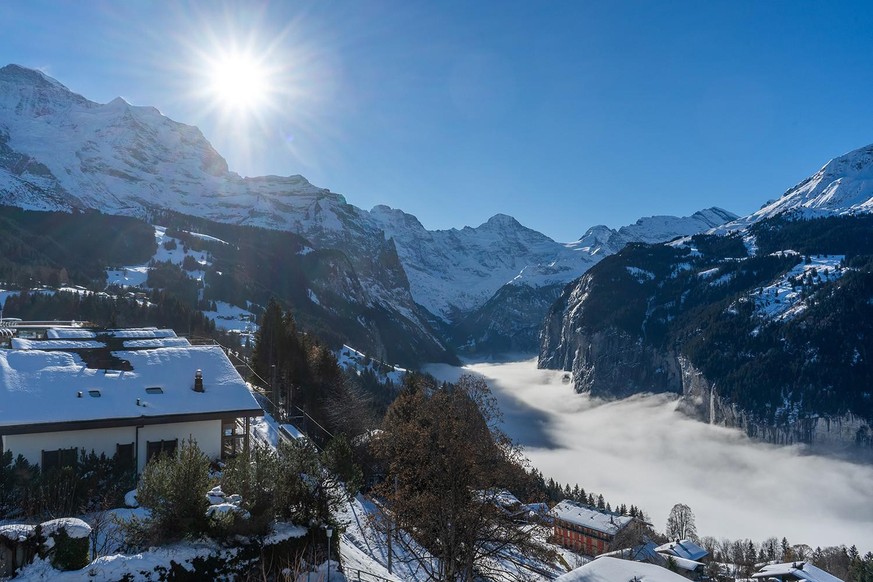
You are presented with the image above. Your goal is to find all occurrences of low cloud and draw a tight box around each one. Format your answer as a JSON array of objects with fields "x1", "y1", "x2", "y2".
[{"x1": 425, "y1": 359, "x2": 873, "y2": 551}]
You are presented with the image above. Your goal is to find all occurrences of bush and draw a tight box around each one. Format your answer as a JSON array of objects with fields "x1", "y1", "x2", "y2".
[
  {"x1": 220, "y1": 444, "x2": 277, "y2": 535},
  {"x1": 38, "y1": 520, "x2": 91, "y2": 571},
  {"x1": 135, "y1": 438, "x2": 212, "y2": 544}
]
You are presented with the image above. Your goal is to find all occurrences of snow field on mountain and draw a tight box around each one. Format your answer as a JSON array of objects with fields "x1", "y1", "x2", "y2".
[
  {"x1": 336, "y1": 345, "x2": 407, "y2": 385},
  {"x1": 750, "y1": 253, "x2": 845, "y2": 321}
]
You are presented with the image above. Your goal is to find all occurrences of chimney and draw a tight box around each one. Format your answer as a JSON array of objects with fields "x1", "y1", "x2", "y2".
[{"x1": 194, "y1": 369, "x2": 204, "y2": 392}]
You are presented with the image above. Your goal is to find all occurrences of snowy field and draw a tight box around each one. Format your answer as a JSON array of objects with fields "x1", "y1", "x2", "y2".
[{"x1": 425, "y1": 358, "x2": 873, "y2": 552}]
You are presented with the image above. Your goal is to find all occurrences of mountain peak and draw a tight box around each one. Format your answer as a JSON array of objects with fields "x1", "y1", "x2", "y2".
[
  {"x1": 0, "y1": 63, "x2": 90, "y2": 116},
  {"x1": 483, "y1": 213, "x2": 522, "y2": 228},
  {"x1": 734, "y1": 142, "x2": 873, "y2": 227},
  {"x1": 0, "y1": 64, "x2": 68, "y2": 90}
]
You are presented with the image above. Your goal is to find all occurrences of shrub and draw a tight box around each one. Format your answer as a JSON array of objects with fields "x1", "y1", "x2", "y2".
[
  {"x1": 135, "y1": 438, "x2": 212, "y2": 544},
  {"x1": 38, "y1": 519, "x2": 91, "y2": 571}
]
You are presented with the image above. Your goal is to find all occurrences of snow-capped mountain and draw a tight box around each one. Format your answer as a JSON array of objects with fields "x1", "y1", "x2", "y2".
[
  {"x1": 539, "y1": 144, "x2": 873, "y2": 452},
  {"x1": 370, "y1": 203, "x2": 736, "y2": 322},
  {"x1": 725, "y1": 143, "x2": 873, "y2": 229},
  {"x1": 0, "y1": 64, "x2": 736, "y2": 358},
  {"x1": 0, "y1": 64, "x2": 454, "y2": 365}
]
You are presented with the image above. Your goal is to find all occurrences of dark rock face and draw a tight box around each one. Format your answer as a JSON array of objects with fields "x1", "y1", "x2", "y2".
[
  {"x1": 539, "y1": 218, "x2": 873, "y2": 455},
  {"x1": 453, "y1": 283, "x2": 563, "y2": 355}
]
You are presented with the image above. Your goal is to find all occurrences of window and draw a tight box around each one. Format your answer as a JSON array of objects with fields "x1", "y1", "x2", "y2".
[
  {"x1": 88, "y1": 389, "x2": 101, "y2": 397},
  {"x1": 146, "y1": 439, "x2": 178, "y2": 462},
  {"x1": 145, "y1": 386, "x2": 164, "y2": 395},
  {"x1": 41, "y1": 447, "x2": 78, "y2": 472},
  {"x1": 222, "y1": 419, "x2": 243, "y2": 458},
  {"x1": 116, "y1": 442, "x2": 135, "y2": 470}
]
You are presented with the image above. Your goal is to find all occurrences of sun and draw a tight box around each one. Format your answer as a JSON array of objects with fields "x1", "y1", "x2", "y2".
[{"x1": 206, "y1": 51, "x2": 271, "y2": 114}]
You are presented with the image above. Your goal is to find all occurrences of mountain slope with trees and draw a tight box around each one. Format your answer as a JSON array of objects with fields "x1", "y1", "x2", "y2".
[{"x1": 540, "y1": 213, "x2": 873, "y2": 452}]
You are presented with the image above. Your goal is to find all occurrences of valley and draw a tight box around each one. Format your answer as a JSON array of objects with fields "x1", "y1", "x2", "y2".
[{"x1": 426, "y1": 358, "x2": 873, "y2": 552}]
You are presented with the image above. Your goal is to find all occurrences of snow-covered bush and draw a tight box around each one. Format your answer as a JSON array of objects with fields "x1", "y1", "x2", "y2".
[{"x1": 38, "y1": 518, "x2": 91, "y2": 571}]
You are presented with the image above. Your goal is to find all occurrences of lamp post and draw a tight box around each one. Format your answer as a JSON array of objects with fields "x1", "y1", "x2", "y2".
[{"x1": 326, "y1": 526, "x2": 334, "y2": 580}]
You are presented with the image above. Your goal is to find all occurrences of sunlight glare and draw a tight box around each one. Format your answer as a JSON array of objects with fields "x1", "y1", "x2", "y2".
[{"x1": 207, "y1": 52, "x2": 270, "y2": 113}]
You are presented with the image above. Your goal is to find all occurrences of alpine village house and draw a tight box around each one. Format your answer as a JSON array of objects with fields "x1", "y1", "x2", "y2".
[
  {"x1": 0, "y1": 321, "x2": 262, "y2": 474},
  {"x1": 550, "y1": 499, "x2": 635, "y2": 555}
]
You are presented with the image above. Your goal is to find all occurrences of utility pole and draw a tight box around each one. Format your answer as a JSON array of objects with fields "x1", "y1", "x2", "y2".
[{"x1": 387, "y1": 474, "x2": 397, "y2": 574}]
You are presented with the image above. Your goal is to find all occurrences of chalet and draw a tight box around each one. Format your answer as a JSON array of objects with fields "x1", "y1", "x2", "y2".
[
  {"x1": 550, "y1": 500, "x2": 634, "y2": 555},
  {"x1": 751, "y1": 561, "x2": 845, "y2": 582},
  {"x1": 656, "y1": 539, "x2": 708, "y2": 562},
  {"x1": 0, "y1": 324, "x2": 262, "y2": 473},
  {"x1": 656, "y1": 539, "x2": 708, "y2": 579}
]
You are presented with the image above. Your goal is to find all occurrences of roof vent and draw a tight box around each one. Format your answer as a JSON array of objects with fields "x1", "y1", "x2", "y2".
[{"x1": 194, "y1": 369, "x2": 204, "y2": 392}]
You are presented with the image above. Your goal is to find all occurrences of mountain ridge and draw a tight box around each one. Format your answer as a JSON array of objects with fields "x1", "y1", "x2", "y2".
[
  {"x1": 538, "y1": 142, "x2": 873, "y2": 452},
  {"x1": 0, "y1": 64, "x2": 739, "y2": 360}
]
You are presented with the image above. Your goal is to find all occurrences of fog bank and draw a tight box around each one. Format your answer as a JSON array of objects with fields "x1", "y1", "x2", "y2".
[{"x1": 424, "y1": 358, "x2": 873, "y2": 551}]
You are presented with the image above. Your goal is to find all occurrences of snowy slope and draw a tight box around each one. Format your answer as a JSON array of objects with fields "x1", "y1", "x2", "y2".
[{"x1": 726, "y1": 143, "x2": 873, "y2": 229}]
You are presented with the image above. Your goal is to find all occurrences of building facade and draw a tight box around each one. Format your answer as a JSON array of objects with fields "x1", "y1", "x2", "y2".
[{"x1": 550, "y1": 500, "x2": 634, "y2": 556}]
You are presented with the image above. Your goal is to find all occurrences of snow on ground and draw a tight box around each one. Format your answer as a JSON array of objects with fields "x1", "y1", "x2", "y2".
[
  {"x1": 15, "y1": 539, "x2": 240, "y2": 581},
  {"x1": 337, "y1": 494, "x2": 434, "y2": 582},
  {"x1": 752, "y1": 254, "x2": 845, "y2": 320},
  {"x1": 250, "y1": 405, "x2": 283, "y2": 449},
  {"x1": 555, "y1": 556, "x2": 688, "y2": 581},
  {"x1": 183, "y1": 230, "x2": 228, "y2": 245},
  {"x1": 336, "y1": 494, "x2": 567, "y2": 582},
  {"x1": 106, "y1": 225, "x2": 213, "y2": 288},
  {"x1": 106, "y1": 265, "x2": 150, "y2": 287},
  {"x1": 202, "y1": 300, "x2": 258, "y2": 334},
  {"x1": 336, "y1": 345, "x2": 407, "y2": 385},
  {"x1": 0, "y1": 288, "x2": 21, "y2": 311}
]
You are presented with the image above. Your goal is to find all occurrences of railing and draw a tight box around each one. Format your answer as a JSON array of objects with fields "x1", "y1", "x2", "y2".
[{"x1": 340, "y1": 567, "x2": 396, "y2": 582}]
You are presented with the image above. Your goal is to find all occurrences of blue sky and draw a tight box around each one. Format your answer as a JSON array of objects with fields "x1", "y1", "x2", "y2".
[{"x1": 3, "y1": 1, "x2": 873, "y2": 242}]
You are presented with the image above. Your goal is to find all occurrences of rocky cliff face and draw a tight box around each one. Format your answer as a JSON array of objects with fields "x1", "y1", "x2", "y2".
[
  {"x1": 676, "y1": 356, "x2": 872, "y2": 454},
  {"x1": 539, "y1": 271, "x2": 682, "y2": 399},
  {"x1": 539, "y1": 208, "x2": 873, "y2": 453}
]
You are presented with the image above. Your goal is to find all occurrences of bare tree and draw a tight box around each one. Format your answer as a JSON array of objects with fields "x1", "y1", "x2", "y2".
[
  {"x1": 371, "y1": 374, "x2": 553, "y2": 581},
  {"x1": 665, "y1": 503, "x2": 699, "y2": 542}
]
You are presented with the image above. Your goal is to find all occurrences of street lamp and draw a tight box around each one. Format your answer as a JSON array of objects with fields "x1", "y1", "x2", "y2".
[{"x1": 326, "y1": 526, "x2": 334, "y2": 580}]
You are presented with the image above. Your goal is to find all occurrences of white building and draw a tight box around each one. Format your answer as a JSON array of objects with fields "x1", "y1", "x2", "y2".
[
  {"x1": 751, "y1": 561, "x2": 845, "y2": 582},
  {"x1": 0, "y1": 325, "x2": 262, "y2": 473}
]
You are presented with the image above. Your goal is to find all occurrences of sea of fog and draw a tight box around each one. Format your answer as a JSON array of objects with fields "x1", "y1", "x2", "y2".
[{"x1": 424, "y1": 358, "x2": 873, "y2": 552}]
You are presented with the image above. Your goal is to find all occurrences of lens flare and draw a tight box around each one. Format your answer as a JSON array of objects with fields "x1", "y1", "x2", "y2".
[{"x1": 207, "y1": 52, "x2": 270, "y2": 113}]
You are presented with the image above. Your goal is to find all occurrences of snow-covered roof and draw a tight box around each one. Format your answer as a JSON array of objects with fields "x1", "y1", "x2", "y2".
[
  {"x1": 661, "y1": 555, "x2": 704, "y2": 572},
  {"x1": 0, "y1": 332, "x2": 261, "y2": 430},
  {"x1": 555, "y1": 556, "x2": 690, "y2": 581},
  {"x1": 752, "y1": 561, "x2": 845, "y2": 582},
  {"x1": 550, "y1": 500, "x2": 634, "y2": 535},
  {"x1": 43, "y1": 327, "x2": 178, "y2": 339},
  {"x1": 655, "y1": 539, "x2": 708, "y2": 561},
  {"x1": 601, "y1": 541, "x2": 666, "y2": 565}
]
